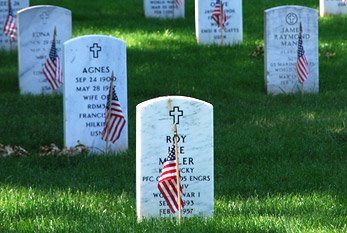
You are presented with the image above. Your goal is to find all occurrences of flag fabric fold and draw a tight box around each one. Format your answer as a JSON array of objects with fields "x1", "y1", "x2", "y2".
[
  {"x1": 101, "y1": 86, "x2": 126, "y2": 143},
  {"x1": 296, "y1": 31, "x2": 309, "y2": 84},
  {"x1": 3, "y1": 0, "x2": 16, "y2": 41},
  {"x1": 42, "y1": 35, "x2": 62, "y2": 91},
  {"x1": 158, "y1": 142, "x2": 184, "y2": 214},
  {"x1": 211, "y1": 0, "x2": 227, "y2": 29},
  {"x1": 176, "y1": 0, "x2": 183, "y2": 8}
]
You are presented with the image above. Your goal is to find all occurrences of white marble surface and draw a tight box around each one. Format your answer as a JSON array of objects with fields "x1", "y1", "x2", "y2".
[
  {"x1": 144, "y1": 0, "x2": 184, "y2": 18},
  {"x1": 136, "y1": 96, "x2": 214, "y2": 220},
  {"x1": 320, "y1": 0, "x2": 347, "y2": 16},
  {"x1": 195, "y1": 0, "x2": 242, "y2": 45},
  {"x1": 17, "y1": 5, "x2": 71, "y2": 94},
  {"x1": 264, "y1": 6, "x2": 318, "y2": 95},
  {"x1": 0, "y1": 0, "x2": 29, "y2": 50},
  {"x1": 63, "y1": 35, "x2": 128, "y2": 154}
]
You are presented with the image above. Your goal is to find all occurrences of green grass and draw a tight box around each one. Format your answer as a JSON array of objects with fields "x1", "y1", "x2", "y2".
[{"x1": 0, "y1": 0, "x2": 346, "y2": 232}]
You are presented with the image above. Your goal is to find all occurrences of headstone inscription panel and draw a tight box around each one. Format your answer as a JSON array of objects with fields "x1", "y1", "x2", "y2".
[
  {"x1": 17, "y1": 5, "x2": 71, "y2": 94},
  {"x1": 63, "y1": 35, "x2": 128, "y2": 154},
  {"x1": 144, "y1": 0, "x2": 184, "y2": 19},
  {"x1": 195, "y1": 0, "x2": 243, "y2": 45},
  {"x1": 264, "y1": 6, "x2": 319, "y2": 95},
  {"x1": 0, "y1": 0, "x2": 29, "y2": 50},
  {"x1": 136, "y1": 96, "x2": 214, "y2": 220},
  {"x1": 320, "y1": 0, "x2": 347, "y2": 16}
]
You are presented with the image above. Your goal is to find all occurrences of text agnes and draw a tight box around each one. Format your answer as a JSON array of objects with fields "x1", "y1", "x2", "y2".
[{"x1": 73, "y1": 66, "x2": 118, "y2": 137}]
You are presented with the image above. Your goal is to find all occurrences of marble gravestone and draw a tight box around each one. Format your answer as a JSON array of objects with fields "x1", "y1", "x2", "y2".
[
  {"x1": 144, "y1": 0, "x2": 184, "y2": 19},
  {"x1": 0, "y1": 0, "x2": 29, "y2": 50},
  {"x1": 17, "y1": 5, "x2": 71, "y2": 94},
  {"x1": 136, "y1": 96, "x2": 214, "y2": 221},
  {"x1": 320, "y1": 0, "x2": 347, "y2": 16},
  {"x1": 63, "y1": 35, "x2": 128, "y2": 154},
  {"x1": 264, "y1": 6, "x2": 319, "y2": 95},
  {"x1": 195, "y1": 0, "x2": 243, "y2": 45}
]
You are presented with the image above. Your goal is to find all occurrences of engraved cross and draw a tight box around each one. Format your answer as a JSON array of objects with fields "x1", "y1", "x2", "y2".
[
  {"x1": 286, "y1": 13, "x2": 297, "y2": 25},
  {"x1": 40, "y1": 12, "x2": 49, "y2": 24},
  {"x1": 169, "y1": 106, "x2": 183, "y2": 124},
  {"x1": 90, "y1": 43, "x2": 102, "y2": 58}
]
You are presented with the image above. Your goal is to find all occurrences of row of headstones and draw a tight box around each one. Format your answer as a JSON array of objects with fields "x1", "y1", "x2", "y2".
[
  {"x1": 145, "y1": 0, "x2": 347, "y2": 19},
  {"x1": 149, "y1": 1, "x2": 321, "y2": 94},
  {"x1": 1, "y1": 0, "x2": 347, "y2": 49},
  {"x1": 7, "y1": 4, "x2": 319, "y2": 97}
]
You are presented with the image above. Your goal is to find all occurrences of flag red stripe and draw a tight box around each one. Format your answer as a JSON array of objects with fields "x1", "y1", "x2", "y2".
[
  {"x1": 109, "y1": 117, "x2": 126, "y2": 143},
  {"x1": 43, "y1": 58, "x2": 59, "y2": 90},
  {"x1": 44, "y1": 59, "x2": 59, "y2": 88},
  {"x1": 167, "y1": 179, "x2": 180, "y2": 211},
  {"x1": 161, "y1": 180, "x2": 179, "y2": 213},
  {"x1": 3, "y1": 16, "x2": 10, "y2": 33},
  {"x1": 101, "y1": 98, "x2": 125, "y2": 143},
  {"x1": 296, "y1": 57, "x2": 308, "y2": 84},
  {"x1": 3, "y1": 15, "x2": 16, "y2": 40},
  {"x1": 113, "y1": 118, "x2": 126, "y2": 142},
  {"x1": 157, "y1": 142, "x2": 184, "y2": 214},
  {"x1": 158, "y1": 181, "x2": 176, "y2": 213},
  {"x1": 43, "y1": 71, "x2": 59, "y2": 90}
]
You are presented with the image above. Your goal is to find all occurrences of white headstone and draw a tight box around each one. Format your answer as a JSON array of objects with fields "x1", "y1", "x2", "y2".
[
  {"x1": 0, "y1": 0, "x2": 29, "y2": 50},
  {"x1": 144, "y1": 0, "x2": 184, "y2": 18},
  {"x1": 63, "y1": 35, "x2": 128, "y2": 154},
  {"x1": 136, "y1": 96, "x2": 214, "y2": 221},
  {"x1": 17, "y1": 5, "x2": 71, "y2": 94},
  {"x1": 320, "y1": 0, "x2": 347, "y2": 16},
  {"x1": 264, "y1": 6, "x2": 319, "y2": 95},
  {"x1": 195, "y1": 0, "x2": 243, "y2": 45}
]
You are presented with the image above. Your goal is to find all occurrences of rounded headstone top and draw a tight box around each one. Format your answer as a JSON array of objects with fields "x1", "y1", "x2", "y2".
[
  {"x1": 64, "y1": 35, "x2": 126, "y2": 47},
  {"x1": 137, "y1": 96, "x2": 213, "y2": 110},
  {"x1": 17, "y1": 5, "x2": 72, "y2": 15},
  {"x1": 264, "y1": 5, "x2": 318, "y2": 14}
]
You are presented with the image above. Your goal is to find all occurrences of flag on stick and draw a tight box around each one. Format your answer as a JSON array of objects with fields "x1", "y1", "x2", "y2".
[
  {"x1": 101, "y1": 76, "x2": 126, "y2": 145},
  {"x1": 212, "y1": 0, "x2": 227, "y2": 29},
  {"x1": 42, "y1": 28, "x2": 62, "y2": 91},
  {"x1": 3, "y1": 0, "x2": 16, "y2": 41},
  {"x1": 296, "y1": 22, "x2": 309, "y2": 87},
  {"x1": 158, "y1": 134, "x2": 184, "y2": 215}
]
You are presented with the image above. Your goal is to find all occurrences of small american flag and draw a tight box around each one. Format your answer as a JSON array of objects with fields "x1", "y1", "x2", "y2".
[
  {"x1": 101, "y1": 86, "x2": 126, "y2": 143},
  {"x1": 42, "y1": 35, "x2": 62, "y2": 90},
  {"x1": 158, "y1": 142, "x2": 184, "y2": 214},
  {"x1": 176, "y1": 0, "x2": 183, "y2": 8},
  {"x1": 3, "y1": 0, "x2": 16, "y2": 41},
  {"x1": 296, "y1": 32, "x2": 309, "y2": 84},
  {"x1": 212, "y1": 0, "x2": 227, "y2": 29},
  {"x1": 342, "y1": 0, "x2": 347, "y2": 4}
]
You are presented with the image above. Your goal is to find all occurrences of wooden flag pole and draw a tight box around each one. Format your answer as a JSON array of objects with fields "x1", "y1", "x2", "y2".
[
  {"x1": 52, "y1": 27, "x2": 57, "y2": 96},
  {"x1": 105, "y1": 71, "x2": 114, "y2": 153},
  {"x1": 220, "y1": 0, "x2": 223, "y2": 47},
  {"x1": 174, "y1": 123, "x2": 182, "y2": 224},
  {"x1": 8, "y1": 0, "x2": 12, "y2": 51},
  {"x1": 299, "y1": 22, "x2": 304, "y2": 96}
]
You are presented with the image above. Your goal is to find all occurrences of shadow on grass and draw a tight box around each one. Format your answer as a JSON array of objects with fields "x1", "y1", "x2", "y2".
[{"x1": 0, "y1": 151, "x2": 136, "y2": 196}]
